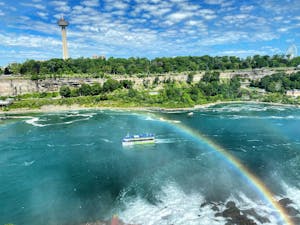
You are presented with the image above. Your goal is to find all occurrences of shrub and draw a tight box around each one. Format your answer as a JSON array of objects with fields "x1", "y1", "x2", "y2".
[{"x1": 59, "y1": 86, "x2": 71, "y2": 98}]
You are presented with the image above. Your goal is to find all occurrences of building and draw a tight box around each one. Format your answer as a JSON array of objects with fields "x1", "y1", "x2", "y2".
[
  {"x1": 92, "y1": 55, "x2": 106, "y2": 60},
  {"x1": 286, "y1": 89, "x2": 300, "y2": 97}
]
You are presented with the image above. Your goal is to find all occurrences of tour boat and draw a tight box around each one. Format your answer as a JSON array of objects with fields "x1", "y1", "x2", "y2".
[{"x1": 122, "y1": 134, "x2": 155, "y2": 146}]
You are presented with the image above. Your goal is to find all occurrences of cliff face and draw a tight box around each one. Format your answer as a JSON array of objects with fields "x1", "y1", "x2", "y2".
[
  {"x1": 0, "y1": 77, "x2": 105, "y2": 96},
  {"x1": 0, "y1": 78, "x2": 37, "y2": 96},
  {"x1": 0, "y1": 69, "x2": 295, "y2": 96}
]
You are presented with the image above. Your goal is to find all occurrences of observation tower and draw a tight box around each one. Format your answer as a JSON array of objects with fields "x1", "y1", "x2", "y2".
[{"x1": 57, "y1": 17, "x2": 69, "y2": 60}]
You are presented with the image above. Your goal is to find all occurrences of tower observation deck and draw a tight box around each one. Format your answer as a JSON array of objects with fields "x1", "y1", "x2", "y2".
[{"x1": 57, "y1": 17, "x2": 69, "y2": 60}]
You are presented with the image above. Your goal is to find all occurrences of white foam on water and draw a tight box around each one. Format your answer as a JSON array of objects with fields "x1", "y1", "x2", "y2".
[
  {"x1": 26, "y1": 112, "x2": 96, "y2": 127},
  {"x1": 155, "y1": 138, "x2": 187, "y2": 144},
  {"x1": 118, "y1": 183, "x2": 284, "y2": 225},
  {"x1": 57, "y1": 117, "x2": 91, "y2": 125},
  {"x1": 159, "y1": 117, "x2": 181, "y2": 124},
  {"x1": 24, "y1": 160, "x2": 35, "y2": 166},
  {"x1": 203, "y1": 104, "x2": 293, "y2": 114},
  {"x1": 247, "y1": 139, "x2": 262, "y2": 142},
  {"x1": 223, "y1": 114, "x2": 300, "y2": 120},
  {"x1": 231, "y1": 193, "x2": 281, "y2": 225},
  {"x1": 25, "y1": 117, "x2": 47, "y2": 127},
  {"x1": 119, "y1": 184, "x2": 224, "y2": 225},
  {"x1": 144, "y1": 116, "x2": 156, "y2": 121},
  {"x1": 7, "y1": 116, "x2": 33, "y2": 119},
  {"x1": 100, "y1": 138, "x2": 112, "y2": 143},
  {"x1": 280, "y1": 182, "x2": 300, "y2": 212}
]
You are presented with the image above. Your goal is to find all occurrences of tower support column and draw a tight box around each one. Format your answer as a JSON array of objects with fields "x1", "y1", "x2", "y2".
[{"x1": 61, "y1": 27, "x2": 69, "y2": 60}]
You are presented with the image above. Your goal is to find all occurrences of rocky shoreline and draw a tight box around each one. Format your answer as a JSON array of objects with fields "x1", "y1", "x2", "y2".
[
  {"x1": 201, "y1": 197, "x2": 300, "y2": 225},
  {"x1": 79, "y1": 198, "x2": 300, "y2": 225}
]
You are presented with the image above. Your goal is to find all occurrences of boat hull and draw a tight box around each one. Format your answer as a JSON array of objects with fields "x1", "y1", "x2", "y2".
[{"x1": 122, "y1": 139, "x2": 155, "y2": 146}]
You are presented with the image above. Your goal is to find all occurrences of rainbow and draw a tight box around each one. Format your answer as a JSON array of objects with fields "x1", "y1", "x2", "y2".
[{"x1": 152, "y1": 114, "x2": 294, "y2": 225}]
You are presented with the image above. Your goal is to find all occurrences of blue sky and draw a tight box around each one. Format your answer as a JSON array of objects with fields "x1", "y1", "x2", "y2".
[{"x1": 0, "y1": 0, "x2": 300, "y2": 66}]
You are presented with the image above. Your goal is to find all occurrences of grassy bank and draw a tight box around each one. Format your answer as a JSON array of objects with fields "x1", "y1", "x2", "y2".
[{"x1": 1, "y1": 92, "x2": 299, "y2": 115}]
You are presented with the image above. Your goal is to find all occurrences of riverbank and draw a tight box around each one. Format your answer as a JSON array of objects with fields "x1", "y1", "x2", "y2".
[{"x1": 0, "y1": 100, "x2": 299, "y2": 115}]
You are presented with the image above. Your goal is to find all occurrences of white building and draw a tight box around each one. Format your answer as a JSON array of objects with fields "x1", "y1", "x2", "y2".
[{"x1": 286, "y1": 89, "x2": 300, "y2": 97}]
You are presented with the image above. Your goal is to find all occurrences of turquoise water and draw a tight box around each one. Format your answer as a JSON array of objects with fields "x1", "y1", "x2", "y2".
[{"x1": 0, "y1": 104, "x2": 300, "y2": 225}]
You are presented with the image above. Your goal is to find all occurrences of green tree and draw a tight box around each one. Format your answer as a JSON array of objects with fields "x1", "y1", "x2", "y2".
[
  {"x1": 70, "y1": 88, "x2": 80, "y2": 97},
  {"x1": 30, "y1": 74, "x2": 39, "y2": 80},
  {"x1": 202, "y1": 71, "x2": 220, "y2": 83},
  {"x1": 78, "y1": 83, "x2": 92, "y2": 96},
  {"x1": 59, "y1": 86, "x2": 71, "y2": 98},
  {"x1": 186, "y1": 72, "x2": 194, "y2": 84},
  {"x1": 90, "y1": 83, "x2": 102, "y2": 95},
  {"x1": 103, "y1": 79, "x2": 120, "y2": 92},
  {"x1": 153, "y1": 76, "x2": 160, "y2": 85},
  {"x1": 128, "y1": 88, "x2": 138, "y2": 98},
  {"x1": 4, "y1": 67, "x2": 12, "y2": 75},
  {"x1": 8, "y1": 63, "x2": 22, "y2": 74},
  {"x1": 181, "y1": 92, "x2": 194, "y2": 105},
  {"x1": 120, "y1": 80, "x2": 133, "y2": 89}
]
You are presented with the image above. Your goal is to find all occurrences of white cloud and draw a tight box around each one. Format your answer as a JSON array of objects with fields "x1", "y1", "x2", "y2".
[
  {"x1": 186, "y1": 20, "x2": 198, "y2": 26},
  {"x1": 37, "y1": 11, "x2": 48, "y2": 19},
  {"x1": 278, "y1": 27, "x2": 289, "y2": 33},
  {"x1": 217, "y1": 49, "x2": 267, "y2": 56},
  {"x1": 204, "y1": 0, "x2": 233, "y2": 7},
  {"x1": 198, "y1": 30, "x2": 278, "y2": 47},
  {"x1": 167, "y1": 12, "x2": 194, "y2": 23},
  {"x1": 199, "y1": 31, "x2": 249, "y2": 46},
  {"x1": 240, "y1": 5, "x2": 254, "y2": 12},
  {"x1": 21, "y1": 3, "x2": 46, "y2": 10},
  {"x1": 51, "y1": 1, "x2": 71, "y2": 12},
  {"x1": 223, "y1": 14, "x2": 250, "y2": 24},
  {"x1": 261, "y1": 0, "x2": 300, "y2": 14},
  {"x1": 111, "y1": 1, "x2": 128, "y2": 9},
  {"x1": 0, "y1": 9, "x2": 4, "y2": 16},
  {"x1": 81, "y1": 0, "x2": 100, "y2": 7},
  {"x1": 0, "y1": 33, "x2": 61, "y2": 48},
  {"x1": 205, "y1": 0, "x2": 224, "y2": 4},
  {"x1": 198, "y1": 9, "x2": 216, "y2": 20},
  {"x1": 253, "y1": 32, "x2": 278, "y2": 41}
]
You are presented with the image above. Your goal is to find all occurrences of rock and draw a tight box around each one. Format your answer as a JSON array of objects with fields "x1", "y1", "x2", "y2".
[
  {"x1": 293, "y1": 217, "x2": 300, "y2": 224},
  {"x1": 225, "y1": 201, "x2": 236, "y2": 208},
  {"x1": 200, "y1": 201, "x2": 209, "y2": 208},
  {"x1": 201, "y1": 201, "x2": 220, "y2": 212},
  {"x1": 279, "y1": 198, "x2": 293, "y2": 207},
  {"x1": 243, "y1": 209, "x2": 270, "y2": 223},
  {"x1": 286, "y1": 206, "x2": 300, "y2": 217},
  {"x1": 278, "y1": 198, "x2": 300, "y2": 217},
  {"x1": 216, "y1": 201, "x2": 257, "y2": 225},
  {"x1": 215, "y1": 212, "x2": 222, "y2": 217},
  {"x1": 212, "y1": 205, "x2": 219, "y2": 212}
]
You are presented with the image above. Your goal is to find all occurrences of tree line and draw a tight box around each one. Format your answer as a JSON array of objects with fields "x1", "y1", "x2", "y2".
[
  {"x1": 59, "y1": 71, "x2": 241, "y2": 107},
  {"x1": 250, "y1": 71, "x2": 300, "y2": 93},
  {"x1": 2, "y1": 55, "x2": 300, "y2": 77},
  {"x1": 60, "y1": 79, "x2": 133, "y2": 98}
]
